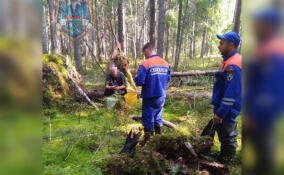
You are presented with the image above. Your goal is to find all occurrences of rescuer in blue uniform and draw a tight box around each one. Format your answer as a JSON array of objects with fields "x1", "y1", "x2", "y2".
[
  {"x1": 244, "y1": 8, "x2": 284, "y2": 175},
  {"x1": 135, "y1": 42, "x2": 171, "y2": 142},
  {"x1": 211, "y1": 31, "x2": 242, "y2": 163}
]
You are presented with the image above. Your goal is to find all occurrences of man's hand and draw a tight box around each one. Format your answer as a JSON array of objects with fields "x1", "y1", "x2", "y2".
[
  {"x1": 115, "y1": 85, "x2": 126, "y2": 91},
  {"x1": 105, "y1": 85, "x2": 115, "y2": 90},
  {"x1": 213, "y1": 114, "x2": 223, "y2": 124}
]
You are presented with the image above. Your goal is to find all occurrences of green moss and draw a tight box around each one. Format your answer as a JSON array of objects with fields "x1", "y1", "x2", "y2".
[
  {"x1": 43, "y1": 54, "x2": 64, "y2": 65},
  {"x1": 103, "y1": 151, "x2": 168, "y2": 175},
  {"x1": 43, "y1": 54, "x2": 241, "y2": 174}
]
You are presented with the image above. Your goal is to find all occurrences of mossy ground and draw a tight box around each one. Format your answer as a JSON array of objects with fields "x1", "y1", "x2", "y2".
[{"x1": 42, "y1": 55, "x2": 241, "y2": 174}]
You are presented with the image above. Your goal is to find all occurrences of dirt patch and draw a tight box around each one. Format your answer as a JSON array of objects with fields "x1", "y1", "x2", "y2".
[{"x1": 87, "y1": 88, "x2": 105, "y2": 102}]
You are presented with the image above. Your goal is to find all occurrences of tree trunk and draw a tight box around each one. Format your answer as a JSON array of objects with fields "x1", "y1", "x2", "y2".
[
  {"x1": 165, "y1": 24, "x2": 170, "y2": 62},
  {"x1": 60, "y1": 34, "x2": 65, "y2": 54},
  {"x1": 42, "y1": 4, "x2": 48, "y2": 54},
  {"x1": 233, "y1": 0, "x2": 241, "y2": 34},
  {"x1": 94, "y1": 0, "x2": 103, "y2": 61},
  {"x1": 117, "y1": 0, "x2": 124, "y2": 52},
  {"x1": 177, "y1": 0, "x2": 189, "y2": 60},
  {"x1": 84, "y1": 37, "x2": 91, "y2": 70},
  {"x1": 200, "y1": 29, "x2": 207, "y2": 58},
  {"x1": 48, "y1": 0, "x2": 58, "y2": 54},
  {"x1": 171, "y1": 70, "x2": 217, "y2": 77},
  {"x1": 132, "y1": 116, "x2": 178, "y2": 129},
  {"x1": 174, "y1": 0, "x2": 189, "y2": 71},
  {"x1": 190, "y1": 10, "x2": 197, "y2": 59},
  {"x1": 173, "y1": 0, "x2": 182, "y2": 71},
  {"x1": 157, "y1": 0, "x2": 165, "y2": 57},
  {"x1": 74, "y1": 39, "x2": 83, "y2": 72},
  {"x1": 149, "y1": 0, "x2": 156, "y2": 45},
  {"x1": 200, "y1": 0, "x2": 211, "y2": 58},
  {"x1": 132, "y1": 0, "x2": 137, "y2": 59}
]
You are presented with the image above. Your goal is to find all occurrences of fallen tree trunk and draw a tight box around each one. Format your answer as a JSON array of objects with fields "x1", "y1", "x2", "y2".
[
  {"x1": 64, "y1": 56, "x2": 100, "y2": 111},
  {"x1": 171, "y1": 70, "x2": 217, "y2": 77},
  {"x1": 167, "y1": 92, "x2": 212, "y2": 99},
  {"x1": 132, "y1": 115, "x2": 178, "y2": 130},
  {"x1": 69, "y1": 77, "x2": 100, "y2": 111},
  {"x1": 131, "y1": 70, "x2": 218, "y2": 78},
  {"x1": 167, "y1": 87, "x2": 212, "y2": 93}
]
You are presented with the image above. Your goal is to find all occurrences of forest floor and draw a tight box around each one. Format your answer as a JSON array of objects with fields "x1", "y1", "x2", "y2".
[{"x1": 42, "y1": 56, "x2": 242, "y2": 175}]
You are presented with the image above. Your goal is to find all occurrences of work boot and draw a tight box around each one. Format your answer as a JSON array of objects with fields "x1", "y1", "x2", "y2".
[
  {"x1": 154, "y1": 125, "x2": 162, "y2": 135},
  {"x1": 141, "y1": 130, "x2": 153, "y2": 146},
  {"x1": 217, "y1": 150, "x2": 235, "y2": 164}
]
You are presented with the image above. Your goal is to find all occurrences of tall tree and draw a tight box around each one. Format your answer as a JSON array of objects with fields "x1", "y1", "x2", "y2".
[
  {"x1": 149, "y1": 0, "x2": 156, "y2": 45},
  {"x1": 165, "y1": 23, "x2": 170, "y2": 61},
  {"x1": 74, "y1": 39, "x2": 83, "y2": 72},
  {"x1": 190, "y1": 9, "x2": 197, "y2": 59},
  {"x1": 174, "y1": 0, "x2": 189, "y2": 71},
  {"x1": 42, "y1": 4, "x2": 48, "y2": 54},
  {"x1": 233, "y1": 0, "x2": 241, "y2": 34},
  {"x1": 157, "y1": 0, "x2": 165, "y2": 57},
  {"x1": 94, "y1": 0, "x2": 104, "y2": 61},
  {"x1": 173, "y1": 0, "x2": 182, "y2": 71},
  {"x1": 130, "y1": 0, "x2": 137, "y2": 59},
  {"x1": 200, "y1": 0, "x2": 212, "y2": 58},
  {"x1": 47, "y1": 0, "x2": 58, "y2": 54},
  {"x1": 117, "y1": 0, "x2": 124, "y2": 51}
]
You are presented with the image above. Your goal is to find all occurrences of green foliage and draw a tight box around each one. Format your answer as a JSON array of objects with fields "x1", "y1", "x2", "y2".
[
  {"x1": 42, "y1": 53, "x2": 241, "y2": 174},
  {"x1": 43, "y1": 54, "x2": 64, "y2": 65},
  {"x1": 43, "y1": 93, "x2": 242, "y2": 174}
]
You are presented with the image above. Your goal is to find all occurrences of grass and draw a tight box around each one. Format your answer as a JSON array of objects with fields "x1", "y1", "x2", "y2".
[
  {"x1": 43, "y1": 98, "x2": 241, "y2": 174},
  {"x1": 42, "y1": 56, "x2": 241, "y2": 174}
]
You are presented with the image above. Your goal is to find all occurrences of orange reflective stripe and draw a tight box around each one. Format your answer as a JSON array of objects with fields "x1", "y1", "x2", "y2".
[
  {"x1": 256, "y1": 38, "x2": 284, "y2": 58},
  {"x1": 221, "y1": 53, "x2": 242, "y2": 71},
  {"x1": 141, "y1": 56, "x2": 169, "y2": 69}
]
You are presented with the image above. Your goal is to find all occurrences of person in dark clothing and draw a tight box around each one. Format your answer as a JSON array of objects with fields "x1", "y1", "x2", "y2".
[{"x1": 104, "y1": 64, "x2": 127, "y2": 96}]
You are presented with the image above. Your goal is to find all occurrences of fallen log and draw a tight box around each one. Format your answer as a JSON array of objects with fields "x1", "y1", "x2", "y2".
[
  {"x1": 167, "y1": 87, "x2": 212, "y2": 93},
  {"x1": 184, "y1": 142, "x2": 198, "y2": 157},
  {"x1": 131, "y1": 70, "x2": 218, "y2": 78},
  {"x1": 132, "y1": 115, "x2": 178, "y2": 130},
  {"x1": 167, "y1": 92, "x2": 212, "y2": 99},
  {"x1": 64, "y1": 56, "x2": 100, "y2": 111},
  {"x1": 171, "y1": 70, "x2": 218, "y2": 77},
  {"x1": 69, "y1": 77, "x2": 100, "y2": 111}
]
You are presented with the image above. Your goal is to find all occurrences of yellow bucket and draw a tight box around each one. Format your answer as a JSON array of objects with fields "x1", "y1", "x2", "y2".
[{"x1": 124, "y1": 93, "x2": 138, "y2": 106}]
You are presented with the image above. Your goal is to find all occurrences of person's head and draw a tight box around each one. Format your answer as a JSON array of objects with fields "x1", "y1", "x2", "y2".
[
  {"x1": 142, "y1": 42, "x2": 156, "y2": 59},
  {"x1": 253, "y1": 8, "x2": 282, "y2": 42},
  {"x1": 217, "y1": 31, "x2": 240, "y2": 57},
  {"x1": 121, "y1": 62, "x2": 128, "y2": 73},
  {"x1": 109, "y1": 64, "x2": 118, "y2": 77}
]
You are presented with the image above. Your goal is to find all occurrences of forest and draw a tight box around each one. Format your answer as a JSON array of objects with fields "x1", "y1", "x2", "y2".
[{"x1": 42, "y1": 0, "x2": 242, "y2": 174}]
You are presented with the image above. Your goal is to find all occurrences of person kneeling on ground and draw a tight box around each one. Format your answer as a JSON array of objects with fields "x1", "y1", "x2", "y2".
[{"x1": 104, "y1": 64, "x2": 127, "y2": 96}]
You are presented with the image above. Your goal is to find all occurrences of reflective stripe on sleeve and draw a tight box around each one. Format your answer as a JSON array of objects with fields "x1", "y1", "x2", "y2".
[{"x1": 222, "y1": 101, "x2": 234, "y2": 106}]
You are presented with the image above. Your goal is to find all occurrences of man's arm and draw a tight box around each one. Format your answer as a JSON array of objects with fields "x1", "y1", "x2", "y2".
[
  {"x1": 167, "y1": 67, "x2": 171, "y2": 83},
  {"x1": 134, "y1": 65, "x2": 147, "y2": 86},
  {"x1": 105, "y1": 74, "x2": 115, "y2": 90},
  {"x1": 105, "y1": 85, "x2": 115, "y2": 90},
  {"x1": 114, "y1": 73, "x2": 127, "y2": 90},
  {"x1": 215, "y1": 65, "x2": 242, "y2": 120}
]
